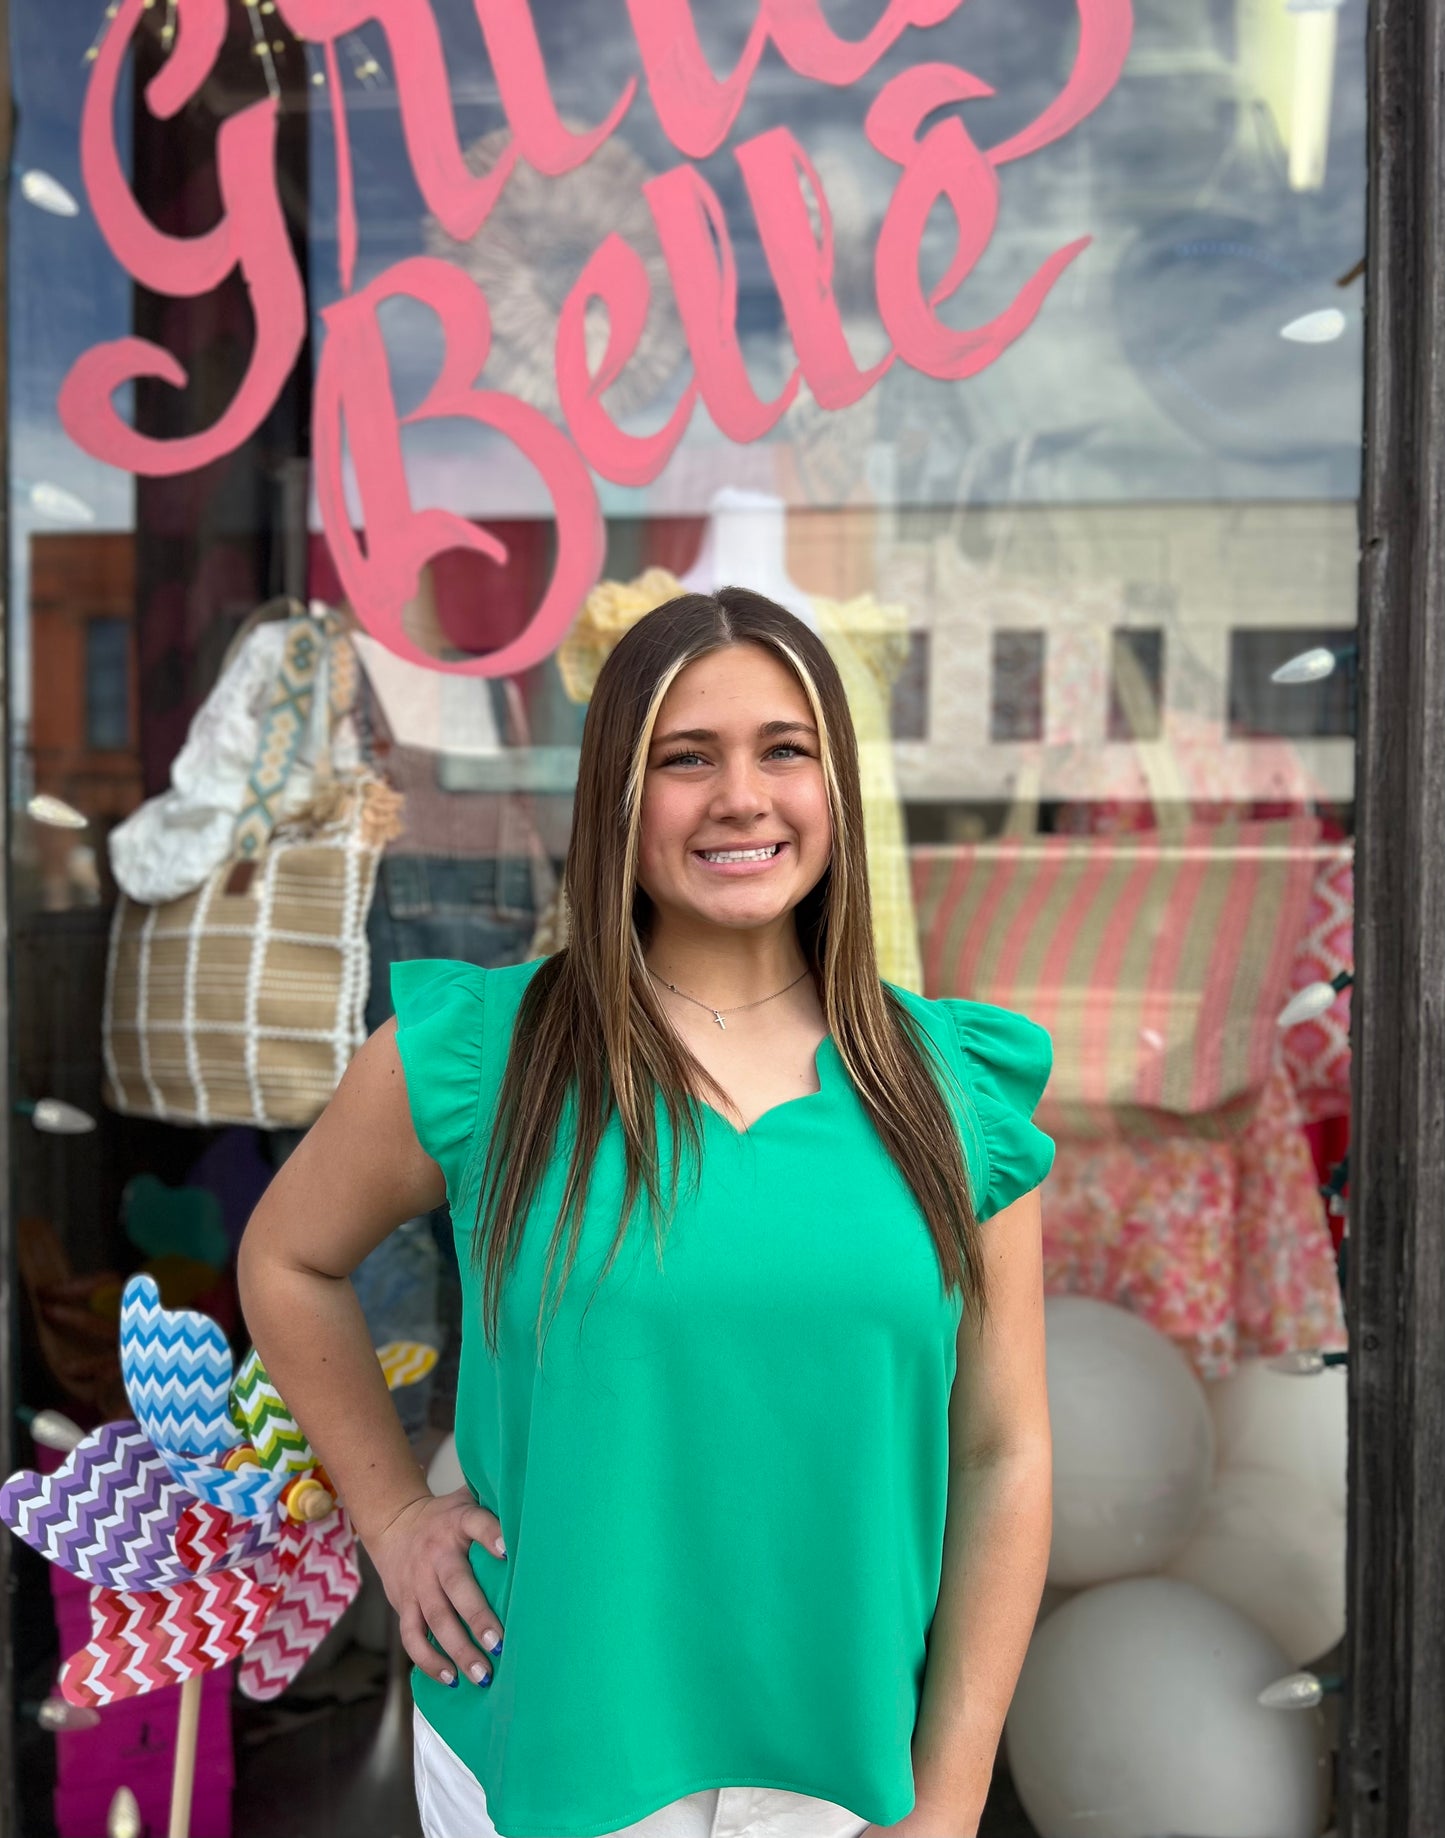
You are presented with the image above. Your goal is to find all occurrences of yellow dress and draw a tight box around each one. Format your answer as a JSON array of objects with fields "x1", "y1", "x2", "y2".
[{"x1": 552, "y1": 571, "x2": 923, "y2": 993}]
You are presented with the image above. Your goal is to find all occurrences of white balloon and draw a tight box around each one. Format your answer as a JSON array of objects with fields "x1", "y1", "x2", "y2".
[
  {"x1": 1045, "y1": 1296, "x2": 1214, "y2": 1585},
  {"x1": 427, "y1": 1431, "x2": 465, "y2": 1497},
  {"x1": 1166, "y1": 1466, "x2": 1345, "y2": 1665},
  {"x1": 1208, "y1": 1358, "x2": 1347, "y2": 1516},
  {"x1": 1006, "y1": 1577, "x2": 1329, "y2": 1838}
]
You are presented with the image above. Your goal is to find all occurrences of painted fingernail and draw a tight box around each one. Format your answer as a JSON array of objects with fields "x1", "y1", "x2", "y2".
[
  {"x1": 439, "y1": 1668, "x2": 457, "y2": 1688},
  {"x1": 494, "y1": 1535, "x2": 507, "y2": 1556},
  {"x1": 488, "y1": 1634, "x2": 504, "y2": 1655},
  {"x1": 468, "y1": 1662, "x2": 490, "y2": 1686}
]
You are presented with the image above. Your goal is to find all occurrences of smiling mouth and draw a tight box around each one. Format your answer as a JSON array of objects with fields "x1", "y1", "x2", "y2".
[{"x1": 695, "y1": 843, "x2": 785, "y2": 864}]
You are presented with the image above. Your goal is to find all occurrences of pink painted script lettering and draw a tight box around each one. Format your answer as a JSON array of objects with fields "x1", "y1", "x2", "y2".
[{"x1": 62, "y1": 0, "x2": 1133, "y2": 673}]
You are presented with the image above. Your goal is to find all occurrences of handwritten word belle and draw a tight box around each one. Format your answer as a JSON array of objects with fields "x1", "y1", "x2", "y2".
[{"x1": 60, "y1": 0, "x2": 1134, "y2": 675}]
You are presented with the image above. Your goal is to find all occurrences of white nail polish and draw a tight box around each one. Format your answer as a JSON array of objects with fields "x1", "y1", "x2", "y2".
[
  {"x1": 439, "y1": 1668, "x2": 455, "y2": 1686},
  {"x1": 469, "y1": 1662, "x2": 489, "y2": 1685}
]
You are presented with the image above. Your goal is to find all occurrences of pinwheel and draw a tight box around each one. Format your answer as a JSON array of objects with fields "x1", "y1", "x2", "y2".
[{"x1": 2, "y1": 1274, "x2": 437, "y2": 1838}]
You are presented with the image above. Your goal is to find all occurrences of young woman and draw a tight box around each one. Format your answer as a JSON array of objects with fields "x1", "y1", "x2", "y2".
[{"x1": 238, "y1": 590, "x2": 1055, "y2": 1838}]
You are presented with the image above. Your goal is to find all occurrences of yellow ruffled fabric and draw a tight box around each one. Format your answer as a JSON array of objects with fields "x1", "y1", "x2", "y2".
[
  {"x1": 810, "y1": 593, "x2": 923, "y2": 994},
  {"x1": 555, "y1": 569, "x2": 690, "y2": 705},
  {"x1": 552, "y1": 573, "x2": 923, "y2": 993}
]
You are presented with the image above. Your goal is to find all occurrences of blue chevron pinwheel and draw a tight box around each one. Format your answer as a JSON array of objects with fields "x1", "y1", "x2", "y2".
[
  {"x1": 119, "y1": 1275, "x2": 288, "y2": 1518},
  {"x1": 121, "y1": 1273, "x2": 239, "y2": 1458}
]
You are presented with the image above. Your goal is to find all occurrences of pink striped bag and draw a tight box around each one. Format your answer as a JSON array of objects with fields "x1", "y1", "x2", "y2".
[{"x1": 911, "y1": 816, "x2": 1325, "y2": 1139}]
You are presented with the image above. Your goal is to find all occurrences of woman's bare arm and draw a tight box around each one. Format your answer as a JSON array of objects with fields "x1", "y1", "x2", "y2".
[
  {"x1": 237, "y1": 1018, "x2": 507, "y2": 1687},
  {"x1": 891, "y1": 1187, "x2": 1053, "y2": 1836}
]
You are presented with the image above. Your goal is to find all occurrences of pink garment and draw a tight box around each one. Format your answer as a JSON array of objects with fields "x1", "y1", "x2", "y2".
[
  {"x1": 1041, "y1": 1053, "x2": 1346, "y2": 1379},
  {"x1": 1280, "y1": 846, "x2": 1353, "y2": 1122}
]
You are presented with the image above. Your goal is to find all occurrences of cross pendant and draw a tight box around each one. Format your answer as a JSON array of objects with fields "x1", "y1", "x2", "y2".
[{"x1": 713, "y1": 1011, "x2": 727, "y2": 1029}]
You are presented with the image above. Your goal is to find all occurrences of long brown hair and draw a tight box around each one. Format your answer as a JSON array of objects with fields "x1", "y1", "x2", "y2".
[{"x1": 468, "y1": 588, "x2": 984, "y2": 1358}]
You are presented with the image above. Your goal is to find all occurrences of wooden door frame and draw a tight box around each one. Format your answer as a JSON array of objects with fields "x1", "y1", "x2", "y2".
[
  {"x1": 1342, "y1": 0, "x2": 1445, "y2": 1829},
  {"x1": 0, "y1": 0, "x2": 16, "y2": 1826}
]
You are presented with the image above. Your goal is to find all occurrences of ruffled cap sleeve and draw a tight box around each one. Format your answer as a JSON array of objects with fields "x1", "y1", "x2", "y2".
[
  {"x1": 947, "y1": 1000, "x2": 1056, "y2": 1221},
  {"x1": 389, "y1": 960, "x2": 488, "y2": 1200}
]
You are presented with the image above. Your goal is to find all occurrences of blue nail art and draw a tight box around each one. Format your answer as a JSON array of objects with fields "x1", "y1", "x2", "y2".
[
  {"x1": 489, "y1": 1636, "x2": 504, "y2": 1655},
  {"x1": 479, "y1": 1670, "x2": 493, "y2": 1688},
  {"x1": 445, "y1": 1673, "x2": 459, "y2": 1689}
]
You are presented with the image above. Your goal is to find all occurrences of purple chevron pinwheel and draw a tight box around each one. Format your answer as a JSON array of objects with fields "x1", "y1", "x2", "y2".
[
  {"x1": 4, "y1": 1275, "x2": 432, "y2": 1708},
  {"x1": 0, "y1": 1420, "x2": 277, "y2": 1592}
]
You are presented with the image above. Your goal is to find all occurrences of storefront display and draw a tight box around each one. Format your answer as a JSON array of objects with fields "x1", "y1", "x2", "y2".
[{"x1": 3, "y1": 1, "x2": 1391, "y2": 1834}]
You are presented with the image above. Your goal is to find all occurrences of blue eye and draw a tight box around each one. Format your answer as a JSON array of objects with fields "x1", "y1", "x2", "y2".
[{"x1": 655, "y1": 742, "x2": 813, "y2": 768}]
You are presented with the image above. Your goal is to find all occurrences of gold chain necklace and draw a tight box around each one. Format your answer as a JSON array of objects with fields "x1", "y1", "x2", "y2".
[{"x1": 647, "y1": 965, "x2": 811, "y2": 1030}]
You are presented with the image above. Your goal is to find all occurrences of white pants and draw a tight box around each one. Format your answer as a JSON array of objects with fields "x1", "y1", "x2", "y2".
[{"x1": 413, "y1": 1707, "x2": 872, "y2": 1838}]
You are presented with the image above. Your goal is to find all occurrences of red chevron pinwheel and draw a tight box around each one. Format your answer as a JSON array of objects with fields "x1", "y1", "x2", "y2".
[{"x1": 2, "y1": 1274, "x2": 435, "y2": 1707}]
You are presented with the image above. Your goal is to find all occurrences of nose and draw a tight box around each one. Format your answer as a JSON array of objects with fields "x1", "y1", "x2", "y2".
[{"x1": 708, "y1": 750, "x2": 770, "y2": 824}]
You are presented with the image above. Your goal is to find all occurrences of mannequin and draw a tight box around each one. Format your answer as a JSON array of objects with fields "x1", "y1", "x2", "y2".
[
  {"x1": 348, "y1": 565, "x2": 502, "y2": 757},
  {"x1": 679, "y1": 486, "x2": 819, "y2": 631}
]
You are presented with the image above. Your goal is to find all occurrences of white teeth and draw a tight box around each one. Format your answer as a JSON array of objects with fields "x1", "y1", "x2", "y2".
[{"x1": 700, "y1": 844, "x2": 780, "y2": 863}]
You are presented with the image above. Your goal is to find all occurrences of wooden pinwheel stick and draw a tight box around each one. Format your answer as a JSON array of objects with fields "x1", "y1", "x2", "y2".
[{"x1": 169, "y1": 1673, "x2": 203, "y2": 1838}]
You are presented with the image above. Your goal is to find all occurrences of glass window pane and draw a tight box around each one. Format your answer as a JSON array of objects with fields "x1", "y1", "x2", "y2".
[
  {"x1": 1108, "y1": 628, "x2": 1165, "y2": 742},
  {"x1": 991, "y1": 631, "x2": 1047, "y2": 743},
  {"x1": 7, "y1": 1, "x2": 1368, "y2": 1832},
  {"x1": 83, "y1": 617, "x2": 130, "y2": 751}
]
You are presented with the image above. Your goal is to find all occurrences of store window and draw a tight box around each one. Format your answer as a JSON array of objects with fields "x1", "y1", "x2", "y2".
[{"x1": 8, "y1": 2, "x2": 1364, "y2": 1836}]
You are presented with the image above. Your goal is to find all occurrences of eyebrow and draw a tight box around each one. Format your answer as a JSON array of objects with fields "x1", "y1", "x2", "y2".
[{"x1": 651, "y1": 719, "x2": 819, "y2": 747}]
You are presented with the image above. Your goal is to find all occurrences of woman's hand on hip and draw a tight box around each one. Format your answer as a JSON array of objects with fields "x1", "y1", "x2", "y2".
[{"x1": 364, "y1": 1487, "x2": 508, "y2": 1687}]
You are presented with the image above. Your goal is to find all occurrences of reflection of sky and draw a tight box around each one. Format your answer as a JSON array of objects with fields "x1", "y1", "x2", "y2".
[
  {"x1": 307, "y1": 0, "x2": 1367, "y2": 517},
  {"x1": 8, "y1": 0, "x2": 1368, "y2": 723},
  {"x1": 9, "y1": 5, "x2": 134, "y2": 738}
]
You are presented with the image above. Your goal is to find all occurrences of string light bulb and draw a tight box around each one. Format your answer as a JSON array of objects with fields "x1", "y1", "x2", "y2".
[
  {"x1": 107, "y1": 1787, "x2": 142, "y2": 1838},
  {"x1": 28, "y1": 480, "x2": 97, "y2": 524},
  {"x1": 18, "y1": 1097, "x2": 98, "y2": 1134},
  {"x1": 20, "y1": 1407, "x2": 86, "y2": 1452},
  {"x1": 35, "y1": 1695, "x2": 102, "y2": 1731},
  {"x1": 1278, "y1": 970, "x2": 1353, "y2": 1027},
  {"x1": 1268, "y1": 1349, "x2": 1349, "y2": 1376},
  {"x1": 1259, "y1": 1668, "x2": 1343, "y2": 1709},
  {"x1": 19, "y1": 171, "x2": 80, "y2": 217},
  {"x1": 1271, "y1": 643, "x2": 1357, "y2": 685},
  {"x1": 1280, "y1": 308, "x2": 1347, "y2": 344},
  {"x1": 27, "y1": 793, "x2": 87, "y2": 829}
]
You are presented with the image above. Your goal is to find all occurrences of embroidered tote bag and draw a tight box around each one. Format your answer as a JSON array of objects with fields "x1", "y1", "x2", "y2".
[{"x1": 101, "y1": 604, "x2": 402, "y2": 1128}]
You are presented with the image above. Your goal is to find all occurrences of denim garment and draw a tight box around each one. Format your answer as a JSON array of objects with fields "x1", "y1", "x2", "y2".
[{"x1": 364, "y1": 854, "x2": 544, "y2": 1033}]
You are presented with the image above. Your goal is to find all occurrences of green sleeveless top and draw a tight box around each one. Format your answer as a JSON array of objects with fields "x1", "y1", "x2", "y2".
[{"x1": 394, "y1": 956, "x2": 1054, "y2": 1838}]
